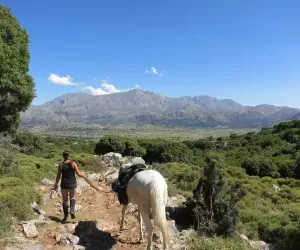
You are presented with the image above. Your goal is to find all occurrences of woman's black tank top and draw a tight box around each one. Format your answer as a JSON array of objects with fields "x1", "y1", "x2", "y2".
[{"x1": 60, "y1": 161, "x2": 77, "y2": 189}]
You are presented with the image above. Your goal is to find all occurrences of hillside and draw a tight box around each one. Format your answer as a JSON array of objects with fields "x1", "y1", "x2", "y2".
[
  {"x1": 20, "y1": 89, "x2": 300, "y2": 129},
  {"x1": 3, "y1": 120, "x2": 300, "y2": 249}
]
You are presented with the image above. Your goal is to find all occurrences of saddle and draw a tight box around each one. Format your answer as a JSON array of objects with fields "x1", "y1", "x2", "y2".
[{"x1": 111, "y1": 163, "x2": 147, "y2": 205}]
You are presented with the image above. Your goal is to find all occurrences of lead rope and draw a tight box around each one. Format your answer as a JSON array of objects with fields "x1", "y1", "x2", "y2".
[{"x1": 83, "y1": 176, "x2": 112, "y2": 194}]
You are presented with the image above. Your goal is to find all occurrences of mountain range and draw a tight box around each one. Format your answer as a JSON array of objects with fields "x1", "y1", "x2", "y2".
[{"x1": 20, "y1": 89, "x2": 300, "y2": 129}]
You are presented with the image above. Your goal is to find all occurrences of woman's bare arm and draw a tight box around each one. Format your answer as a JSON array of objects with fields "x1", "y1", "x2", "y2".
[
  {"x1": 72, "y1": 162, "x2": 85, "y2": 178},
  {"x1": 53, "y1": 164, "x2": 62, "y2": 190}
]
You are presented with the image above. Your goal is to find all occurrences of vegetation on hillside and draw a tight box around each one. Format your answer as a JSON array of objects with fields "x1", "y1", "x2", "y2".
[
  {"x1": 0, "y1": 131, "x2": 98, "y2": 239},
  {"x1": 0, "y1": 5, "x2": 35, "y2": 134},
  {"x1": 1, "y1": 119, "x2": 300, "y2": 249},
  {"x1": 94, "y1": 120, "x2": 300, "y2": 250}
]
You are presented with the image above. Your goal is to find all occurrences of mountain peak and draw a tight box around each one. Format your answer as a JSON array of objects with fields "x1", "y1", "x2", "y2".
[{"x1": 21, "y1": 90, "x2": 300, "y2": 129}]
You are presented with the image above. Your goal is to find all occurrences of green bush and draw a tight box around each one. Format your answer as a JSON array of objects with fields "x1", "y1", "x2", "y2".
[
  {"x1": 187, "y1": 234, "x2": 252, "y2": 250},
  {"x1": 152, "y1": 162, "x2": 202, "y2": 193},
  {"x1": 139, "y1": 138, "x2": 193, "y2": 163},
  {"x1": 241, "y1": 156, "x2": 278, "y2": 178},
  {"x1": 0, "y1": 154, "x2": 56, "y2": 222},
  {"x1": 94, "y1": 135, "x2": 146, "y2": 157},
  {"x1": 0, "y1": 201, "x2": 13, "y2": 239},
  {"x1": 0, "y1": 135, "x2": 16, "y2": 175},
  {"x1": 13, "y1": 131, "x2": 46, "y2": 155}
]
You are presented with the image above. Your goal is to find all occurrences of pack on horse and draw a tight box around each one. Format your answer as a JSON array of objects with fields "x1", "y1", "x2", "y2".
[{"x1": 112, "y1": 163, "x2": 171, "y2": 250}]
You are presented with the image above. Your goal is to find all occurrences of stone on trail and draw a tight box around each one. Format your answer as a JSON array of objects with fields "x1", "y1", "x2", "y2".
[
  {"x1": 22, "y1": 222, "x2": 39, "y2": 238},
  {"x1": 41, "y1": 178, "x2": 54, "y2": 186},
  {"x1": 131, "y1": 157, "x2": 146, "y2": 165}
]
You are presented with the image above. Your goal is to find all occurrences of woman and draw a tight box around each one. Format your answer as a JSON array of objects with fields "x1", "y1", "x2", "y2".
[{"x1": 53, "y1": 151, "x2": 86, "y2": 222}]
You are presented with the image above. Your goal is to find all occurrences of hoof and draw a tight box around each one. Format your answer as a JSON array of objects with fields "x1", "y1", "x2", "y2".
[
  {"x1": 138, "y1": 238, "x2": 144, "y2": 244},
  {"x1": 119, "y1": 226, "x2": 123, "y2": 231}
]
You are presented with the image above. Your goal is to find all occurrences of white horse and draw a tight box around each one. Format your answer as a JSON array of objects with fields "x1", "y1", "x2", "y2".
[{"x1": 118, "y1": 165, "x2": 170, "y2": 250}]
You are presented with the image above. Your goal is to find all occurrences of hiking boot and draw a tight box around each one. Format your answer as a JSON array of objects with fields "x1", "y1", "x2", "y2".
[
  {"x1": 70, "y1": 199, "x2": 76, "y2": 219},
  {"x1": 62, "y1": 202, "x2": 69, "y2": 222}
]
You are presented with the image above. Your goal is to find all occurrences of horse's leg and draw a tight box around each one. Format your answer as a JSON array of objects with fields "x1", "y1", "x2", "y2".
[
  {"x1": 119, "y1": 204, "x2": 127, "y2": 231},
  {"x1": 140, "y1": 207, "x2": 153, "y2": 250},
  {"x1": 137, "y1": 205, "x2": 144, "y2": 243}
]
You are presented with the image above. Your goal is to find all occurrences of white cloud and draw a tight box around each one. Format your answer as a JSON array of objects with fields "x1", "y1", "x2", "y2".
[
  {"x1": 48, "y1": 73, "x2": 80, "y2": 86},
  {"x1": 135, "y1": 84, "x2": 140, "y2": 89},
  {"x1": 145, "y1": 67, "x2": 164, "y2": 76},
  {"x1": 49, "y1": 73, "x2": 140, "y2": 96},
  {"x1": 82, "y1": 86, "x2": 108, "y2": 95},
  {"x1": 101, "y1": 78, "x2": 121, "y2": 93},
  {"x1": 83, "y1": 77, "x2": 139, "y2": 96}
]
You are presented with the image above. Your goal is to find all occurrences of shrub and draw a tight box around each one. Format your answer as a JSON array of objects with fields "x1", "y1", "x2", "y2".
[
  {"x1": 13, "y1": 131, "x2": 46, "y2": 155},
  {"x1": 152, "y1": 162, "x2": 202, "y2": 193},
  {"x1": 78, "y1": 155, "x2": 106, "y2": 173},
  {"x1": 241, "y1": 156, "x2": 278, "y2": 178},
  {"x1": 0, "y1": 134, "x2": 16, "y2": 175},
  {"x1": 0, "y1": 201, "x2": 13, "y2": 238},
  {"x1": 187, "y1": 154, "x2": 245, "y2": 237},
  {"x1": 94, "y1": 135, "x2": 126, "y2": 155},
  {"x1": 139, "y1": 138, "x2": 193, "y2": 163},
  {"x1": 274, "y1": 157, "x2": 296, "y2": 178},
  {"x1": 187, "y1": 233, "x2": 252, "y2": 250}
]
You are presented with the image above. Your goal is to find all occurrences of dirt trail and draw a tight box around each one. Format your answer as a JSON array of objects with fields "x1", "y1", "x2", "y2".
[{"x1": 4, "y1": 179, "x2": 151, "y2": 250}]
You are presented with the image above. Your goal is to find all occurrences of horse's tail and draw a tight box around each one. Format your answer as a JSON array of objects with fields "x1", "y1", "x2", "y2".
[{"x1": 150, "y1": 176, "x2": 170, "y2": 247}]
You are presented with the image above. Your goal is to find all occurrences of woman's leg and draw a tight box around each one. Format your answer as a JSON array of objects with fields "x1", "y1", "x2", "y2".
[
  {"x1": 61, "y1": 188, "x2": 69, "y2": 221},
  {"x1": 69, "y1": 188, "x2": 76, "y2": 219}
]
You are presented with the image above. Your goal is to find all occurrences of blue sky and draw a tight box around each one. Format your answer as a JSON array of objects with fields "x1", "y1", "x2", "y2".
[{"x1": 3, "y1": 0, "x2": 300, "y2": 107}]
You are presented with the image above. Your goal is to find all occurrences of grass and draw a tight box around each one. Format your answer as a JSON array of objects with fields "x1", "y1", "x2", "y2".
[{"x1": 187, "y1": 233, "x2": 252, "y2": 250}]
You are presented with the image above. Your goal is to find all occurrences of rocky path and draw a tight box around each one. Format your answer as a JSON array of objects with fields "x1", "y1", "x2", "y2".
[{"x1": 1, "y1": 163, "x2": 190, "y2": 250}]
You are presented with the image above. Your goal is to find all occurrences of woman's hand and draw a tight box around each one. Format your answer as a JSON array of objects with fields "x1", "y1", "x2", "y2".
[{"x1": 52, "y1": 184, "x2": 58, "y2": 191}]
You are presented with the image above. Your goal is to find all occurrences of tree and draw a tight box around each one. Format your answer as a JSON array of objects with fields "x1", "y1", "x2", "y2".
[
  {"x1": 94, "y1": 135, "x2": 126, "y2": 155},
  {"x1": 241, "y1": 156, "x2": 278, "y2": 178},
  {"x1": 0, "y1": 5, "x2": 35, "y2": 134},
  {"x1": 188, "y1": 153, "x2": 245, "y2": 236}
]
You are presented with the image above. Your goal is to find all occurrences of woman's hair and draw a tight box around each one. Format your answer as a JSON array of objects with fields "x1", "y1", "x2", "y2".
[{"x1": 63, "y1": 151, "x2": 70, "y2": 160}]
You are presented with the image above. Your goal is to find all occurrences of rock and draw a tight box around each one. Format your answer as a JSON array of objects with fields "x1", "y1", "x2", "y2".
[
  {"x1": 271, "y1": 184, "x2": 281, "y2": 192},
  {"x1": 59, "y1": 235, "x2": 70, "y2": 245},
  {"x1": 239, "y1": 233, "x2": 249, "y2": 241},
  {"x1": 50, "y1": 190, "x2": 58, "y2": 199},
  {"x1": 131, "y1": 157, "x2": 146, "y2": 165},
  {"x1": 39, "y1": 186, "x2": 46, "y2": 192},
  {"x1": 96, "y1": 219, "x2": 115, "y2": 231},
  {"x1": 249, "y1": 240, "x2": 273, "y2": 250},
  {"x1": 176, "y1": 194, "x2": 186, "y2": 202},
  {"x1": 103, "y1": 152, "x2": 125, "y2": 167},
  {"x1": 41, "y1": 178, "x2": 54, "y2": 186},
  {"x1": 168, "y1": 220, "x2": 179, "y2": 236},
  {"x1": 38, "y1": 214, "x2": 45, "y2": 220},
  {"x1": 65, "y1": 223, "x2": 77, "y2": 234},
  {"x1": 73, "y1": 246, "x2": 85, "y2": 250},
  {"x1": 31, "y1": 201, "x2": 38, "y2": 209},
  {"x1": 166, "y1": 196, "x2": 179, "y2": 215},
  {"x1": 39, "y1": 210, "x2": 46, "y2": 216},
  {"x1": 172, "y1": 242, "x2": 185, "y2": 250},
  {"x1": 22, "y1": 222, "x2": 39, "y2": 238},
  {"x1": 152, "y1": 231, "x2": 162, "y2": 244},
  {"x1": 104, "y1": 152, "x2": 122, "y2": 159},
  {"x1": 107, "y1": 171, "x2": 119, "y2": 180},
  {"x1": 55, "y1": 233, "x2": 63, "y2": 243},
  {"x1": 4, "y1": 243, "x2": 44, "y2": 250},
  {"x1": 67, "y1": 234, "x2": 80, "y2": 245},
  {"x1": 77, "y1": 179, "x2": 89, "y2": 189},
  {"x1": 87, "y1": 173, "x2": 102, "y2": 182},
  {"x1": 75, "y1": 204, "x2": 82, "y2": 211}
]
